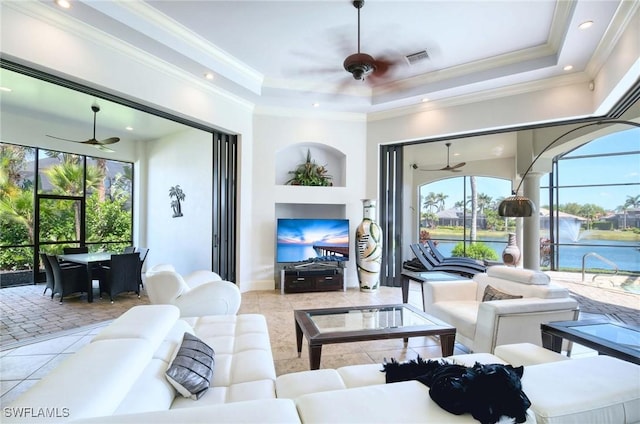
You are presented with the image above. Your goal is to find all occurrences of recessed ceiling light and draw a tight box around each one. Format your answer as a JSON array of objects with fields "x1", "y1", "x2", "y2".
[
  {"x1": 563, "y1": 65, "x2": 573, "y2": 71},
  {"x1": 312, "y1": 102, "x2": 320, "y2": 108},
  {"x1": 55, "y1": 0, "x2": 71, "y2": 9},
  {"x1": 204, "y1": 72, "x2": 214, "y2": 80},
  {"x1": 125, "y1": 126, "x2": 134, "y2": 131},
  {"x1": 0, "y1": 86, "x2": 12, "y2": 92},
  {"x1": 421, "y1": 98, "x2": 429, "y2": 103},
  {"x1": 579, "y1": 20, "x2": 594, "y2": 30}
]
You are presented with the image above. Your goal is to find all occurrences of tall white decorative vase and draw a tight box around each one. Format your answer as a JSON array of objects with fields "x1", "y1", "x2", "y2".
[{"x1": 355, "y1": 199, "x2": 383, "y2": 292}]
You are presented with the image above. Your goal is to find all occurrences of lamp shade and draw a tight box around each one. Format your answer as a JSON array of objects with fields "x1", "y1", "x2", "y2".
[{"x1": 498, "y1": 195, "x2": 536, "y2": 217}]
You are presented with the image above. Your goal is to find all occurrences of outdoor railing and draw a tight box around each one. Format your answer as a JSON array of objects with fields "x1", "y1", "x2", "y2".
[{"x1": 582, "y1": 252, "x2": 619, "y2": 283}]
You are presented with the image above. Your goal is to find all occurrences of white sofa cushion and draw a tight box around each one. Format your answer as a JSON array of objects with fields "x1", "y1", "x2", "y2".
[
  {"x1": 71, "y1": 399, "x2": 302, "y2": 423},
  {"x1": 493, "y1": 343, "x2": 570, "y2": 366},
  {"x1": 92, "y1": 305, "x2": 180, "y2": 352},
  {"x1": 6, "y1": 339, "x2": 153, "y2": 423},
  {"x1": 487, "y1": 265, "x2": 550, "y2": 285},
  {"x1": 522, "y1": 356, "x2": 640, "y2": 424},
  {"x1": 295, "y1": 380, "x2": 536, "y2": 423},
  {"x1": 114, "y1": 359, "x2": 177, "y2": 415},
  {"x1": 430, "y1": 300, "x2": 479, "y2": 342},
  {"x1": 276, "y1": 369, "x2": 347, "y2": 399}
]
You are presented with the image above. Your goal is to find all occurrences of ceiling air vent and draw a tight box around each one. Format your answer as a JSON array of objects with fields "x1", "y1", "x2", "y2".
[{"x1": 405, "y1": 50, "x2": 429, "y2": 65}]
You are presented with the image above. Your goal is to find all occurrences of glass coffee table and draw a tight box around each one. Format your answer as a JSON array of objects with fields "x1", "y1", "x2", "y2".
[
  {"x1": 294, "y1": 304, "x2": 456, "y2": 369},
  {"x1": 541, "y1": 319, "x2": 640, "y2": 365}
]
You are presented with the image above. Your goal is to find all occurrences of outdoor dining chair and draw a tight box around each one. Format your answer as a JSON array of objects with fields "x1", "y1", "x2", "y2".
[
  {"x1": 98, "y1": 253, "x2": 141, "y2": 302},
  {"x1": 46, "y1": 254, "x2": 88, "y2": 303}
]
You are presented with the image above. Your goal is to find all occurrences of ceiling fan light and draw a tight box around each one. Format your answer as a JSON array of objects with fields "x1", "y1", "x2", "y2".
[
  {"x1": 498, "y1": 195, "x2": 536, "y2": 217},
  {"x1": 343, "y1": 53, "x2": 376, "y2": 80}
]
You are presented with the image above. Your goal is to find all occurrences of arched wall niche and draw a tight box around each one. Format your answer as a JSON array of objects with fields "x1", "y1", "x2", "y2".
[{"x1": 275, "y1": 142, "x2": 346, "y2": 187}]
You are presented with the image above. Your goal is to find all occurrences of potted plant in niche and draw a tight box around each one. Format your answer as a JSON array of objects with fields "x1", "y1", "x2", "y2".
[{"x1": 286, "y1": 149, "x2": 333, "y2": 186}]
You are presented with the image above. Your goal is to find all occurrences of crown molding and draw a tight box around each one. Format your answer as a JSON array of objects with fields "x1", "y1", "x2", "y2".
[{"x1": 3, "y1": 1, "x2": 255, "y2": 112}]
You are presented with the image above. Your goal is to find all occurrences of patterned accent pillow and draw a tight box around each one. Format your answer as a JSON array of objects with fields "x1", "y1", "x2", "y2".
[
  {"x1": 482, "y1": 285, "x2": 523, "y2": 302},
  {"x1": 165, "y1": 332, "x2": 215, "y2": 400}
]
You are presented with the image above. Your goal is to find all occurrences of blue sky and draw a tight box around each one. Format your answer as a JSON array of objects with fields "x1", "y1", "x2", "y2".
[{"x1": 420, "y1": 128, "x2": 639, "y2": 212}]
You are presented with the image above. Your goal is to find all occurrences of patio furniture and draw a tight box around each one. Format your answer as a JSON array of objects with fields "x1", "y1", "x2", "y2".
[
  {"x1": 424, "y1": 239, "x2": 488, "y2": 269},
  {"x1": 57, "y1": 251, "x2": 115, "y2": 302},
  {"x1": 98, "y1": 253, "x2": 141, "y2": 302},
  {"x1": 408, "y1": 244, "x2": 482, "y2": 278},
  {"x1": 40, "y1": 253, "x2": 55, "y2": 298},
  {"x1": 46, "y1": 254, "x2": 88, "y2": 303},
  {"x1": 136, "y1": 247, "x2": 149, "y2": 288},
  {"x1": 63, "y1": 246, "x2": 89, "y2": 254}
]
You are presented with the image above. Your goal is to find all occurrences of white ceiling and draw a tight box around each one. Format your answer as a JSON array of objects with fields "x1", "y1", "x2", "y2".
[
  {"x1": 46, "y1": 0, "x2": 622, "y2": 113},
  {"x1": 0, "y1": 0, "x2": 635, "y2": 159}
]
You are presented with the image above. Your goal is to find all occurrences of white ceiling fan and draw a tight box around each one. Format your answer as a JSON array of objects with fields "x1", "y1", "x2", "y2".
[{"x1": 411, "y1": 142, "x2": 466, "y2": 172}]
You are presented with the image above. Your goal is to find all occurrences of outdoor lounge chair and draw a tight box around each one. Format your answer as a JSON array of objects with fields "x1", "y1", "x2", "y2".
[
  {"x1": 408, "y1": 244, "x2": 482, "y2": 278},
  {"x1": 421, "y1": 241, "x2": 487, "y2": 272}
]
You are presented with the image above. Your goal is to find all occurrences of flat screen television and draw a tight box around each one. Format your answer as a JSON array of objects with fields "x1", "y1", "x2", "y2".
[{"x1": 276, "y1": 218, "x2": 349, "y2": 263}]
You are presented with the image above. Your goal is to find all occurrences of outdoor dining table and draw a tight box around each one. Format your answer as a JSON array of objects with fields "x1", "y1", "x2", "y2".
[{"x1": 57, "y1": 252, "x2": 114, "y2": 303}]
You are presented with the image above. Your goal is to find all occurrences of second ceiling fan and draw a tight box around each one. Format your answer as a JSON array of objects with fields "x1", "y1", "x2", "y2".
[
  {"x1": 412, "y1": 143, "x2": 466, "y2": 172},
  {"x1": 46, "y1": 103, "x2": 120, "y2": 153}
]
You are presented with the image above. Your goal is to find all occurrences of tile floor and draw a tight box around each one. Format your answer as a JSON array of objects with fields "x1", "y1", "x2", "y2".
[
  {"x1": 0, "y1": 283, "x2": 466, "y2": 406},
  {"x1": 1, "y1": 272, "x2": 629, "y2": 407}
]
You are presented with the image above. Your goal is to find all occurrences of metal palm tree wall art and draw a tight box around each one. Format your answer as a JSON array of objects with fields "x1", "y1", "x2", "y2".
[{"x1": 169, "y1": 185, "x2": 185, "y2": 218}]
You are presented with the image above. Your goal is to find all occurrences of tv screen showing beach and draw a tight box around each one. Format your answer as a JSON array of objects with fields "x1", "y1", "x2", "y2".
[{"x1": 276, "y1": 218, "x2": 349, "y2": 263}]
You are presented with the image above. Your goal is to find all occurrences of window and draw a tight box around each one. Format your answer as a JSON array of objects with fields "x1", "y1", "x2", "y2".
[
  {"x1": 0, "y1": 142, "x2": 134, "y2": 286},
  {"x1": 418, "y1": 176, "x2": 513, "y2": 261},
  {"x1": 547, "y1": 127, "x2": 640, "y2": 274}
]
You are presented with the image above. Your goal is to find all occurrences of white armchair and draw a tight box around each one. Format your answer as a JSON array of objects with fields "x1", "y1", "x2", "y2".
[
  {"x1": 423, "y1": 266, "x2": 579, "y2": 353},
  {"x1": 144, "y1": 267, "x2": 240, "y2": 317}
]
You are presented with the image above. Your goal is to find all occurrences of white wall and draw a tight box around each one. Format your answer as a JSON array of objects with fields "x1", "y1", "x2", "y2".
[
  {"x1": 144, "y1": 128, "x2": 213, "y2": 275},
  {"x1": 252, "y1": 111, "x2": 367, "y2": 289}
]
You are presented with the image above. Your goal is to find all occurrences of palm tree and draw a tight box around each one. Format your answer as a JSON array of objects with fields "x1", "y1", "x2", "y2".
[
  {"x1": 423, "y1": 192, "x2": 438, "y2": 213},
  {"x1": 619, "y1": 194, "x2": 640, "y2": 230},
  {"x1": 0, "y1": 190, "x2": 34, "y2": 242},
  {"x1": 624, "y1": 194, "x2": 640, "y2": 209},
  {"x1": 44, "y1": 160, "x2": 102, "y2": 240},
  {"x1": 477, "y1": 193, "x2": 492, "y2": 214},
  {"x1": 435, "y1": 192, "x2": 448, "y2": 212}
]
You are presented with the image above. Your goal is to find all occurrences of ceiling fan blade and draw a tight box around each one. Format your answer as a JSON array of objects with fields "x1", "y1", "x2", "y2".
[
  {"x1": 46, "y1": 134, "x2": 83, "y2": 143},
  {"x1": 98, "y1": 137, "x2": 120, "y2": 145},
  {"x1": 449, "y1": 162, "x2": 466, "y2": 170},
  {"x1": 80, "y1": 138, "x2": 100, "y2": 146}
]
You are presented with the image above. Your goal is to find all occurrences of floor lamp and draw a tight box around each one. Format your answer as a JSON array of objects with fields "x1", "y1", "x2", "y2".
[{"x1": 498, "y1": 119, "x2": 640, "y2": 217}]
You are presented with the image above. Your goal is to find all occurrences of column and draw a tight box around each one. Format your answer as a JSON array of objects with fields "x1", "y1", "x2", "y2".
[{"x1": 522, "y1": 173, "x2": 541, "y2": 270}]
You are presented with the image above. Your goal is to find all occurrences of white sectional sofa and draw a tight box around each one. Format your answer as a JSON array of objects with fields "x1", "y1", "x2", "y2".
[
  {"x1": 7, "y1": 305, "x2": 639, "y2": 423},
  {"x1": 423, "y1": 265, "x2": 580, "y2": 353},
  {"x1": 5, "y1": 305, "x2": 292, "y2": 423},
  {"x1": 276, "y1": 344, "x2": 640, "y2": 424}
]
